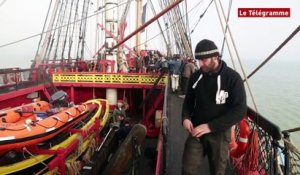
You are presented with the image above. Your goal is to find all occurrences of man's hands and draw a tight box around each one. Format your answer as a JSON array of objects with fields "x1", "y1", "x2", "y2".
[
  {"x1": 183, "y1": 119, "x2": 211, "y2": 138},
  {"x1": 192, "y1": 123, "x2": 211, "y2": 138},
  {"x1": 183, "y1": 119, "x2": 194, "y2": 133},
  {"x1": 118, "y1": 115, "x2": 124, "y2": 121}
]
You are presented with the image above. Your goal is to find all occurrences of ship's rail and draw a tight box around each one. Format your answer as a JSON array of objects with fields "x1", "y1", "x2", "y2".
[
  {"x1": 282, "y1": 128, "x2": 300, "y2": 175},
  {"x1": 244, "y1": 110, "x2": 282, "y2": 175},
  {"x1": 226, "y1": 107, "x2": 299, "y2": 175},
  {"x1": 0, "y1": 68, "x2": 57, "y2": 110},
  {"x1": 0, "y1": 68, "x2": 55, "y2": 95},
  {"x1": 52, "y1": 72, "x2": 168, "y2": 86}
]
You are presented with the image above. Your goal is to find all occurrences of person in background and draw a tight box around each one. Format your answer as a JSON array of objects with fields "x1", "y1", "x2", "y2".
[
  {"x1": 181, "y1": 39, "x2": 247, "y2": 175},
  {"x1": 135, "y1": 56, "x2": 144, "y2": 73},
  {"x1": 111, "y1": 100, "x2": 131, "y2": 141},
  {"x1": 111, "y1": 100, "x2": 127, "y2": 127},
  {"x1": 168, "y1": 55, "x2": 182, "y2": 93},
  {"x1": 179, "y1": 57, "x2": 196, "y2": 98},
  {"x1": 154, "y1": 55, "x2": 169, "y2": 73}
]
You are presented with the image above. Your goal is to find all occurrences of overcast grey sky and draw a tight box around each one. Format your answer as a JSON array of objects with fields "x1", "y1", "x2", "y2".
[{"x1": 0, "y1": 0, "x2": 299, "y2": 69}]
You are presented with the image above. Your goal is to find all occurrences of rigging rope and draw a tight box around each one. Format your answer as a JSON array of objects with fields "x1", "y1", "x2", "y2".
[
  {"x1": 162, "y1": 0, "x2": 190, "y2": 55},
  {"x1": 160, "y1": 0, "x2": 172, "y2": 53},
  {"x1": 136, "y1": 0, "x2": 203, "y2": 51},
  {"x1": 84, "y1": 42, "x2": 93, "y2": 58},
  {"x1": 0, "y1": 0, "x2": 132, "y2": 49},
  {"x1": 35, "y1": 0, "x2": 53, "y2": 59},
  {"x1": 80, "y1": 0, "x2": 90, "y2": 59},
  {"x1": 190, "y1": 0, "x2": 212, "y2": 34},
  {"x1": 45, "y1": 1, "x2": 61, "y2": 63},
  {"x1": 149, "y1": 0, "x2": 169, "y2": 53},
  {"x1": 246, "y1": 25, "x2": 300, "y2": 80},
  {"x1": 173, "y1": 2, "x2": 192, "y2": 55},
  {"x1": 45, "y1": 36, "x2": 55, "y2": 62},
  {"x1": 184, "y1": 0, "x2": 192, "y2": 52},
  {"x1": 53, "y1": 1, "x2": 67, "y2": 61},
  {"x1": 220, "y1": 0, "x2": 232, "y2": 58},
  {"x1": 61, "y1": 0, "x2": 75, "y2": 60},
  {"x1": 160, "y1": 0, "x2": 178, "y2": 54},
  {"x1": 213, "y1": 0, "x2": 259, "y2": 114},
  {"x1": 76, "y1": 0, "x2": 86, "y2": 59},
  {"x1": 23, "y1": 147, "x2": 48, "y2": 167},
  {"x1": 69, "y1": 0, "x2": 81, "y2": 61}
]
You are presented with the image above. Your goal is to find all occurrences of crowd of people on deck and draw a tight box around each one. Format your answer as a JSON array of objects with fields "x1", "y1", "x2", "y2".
[
  {"x1": 144, "y1": 52, "x2": 199, "y2": 98},
  {"x1": 42, "y1": 49, "x2": 199, "y2": 98}
]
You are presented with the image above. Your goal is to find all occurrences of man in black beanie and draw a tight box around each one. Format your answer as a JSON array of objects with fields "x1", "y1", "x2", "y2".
[{"x1": 181, "y1": 39, "x2": 247, "y2": 175}]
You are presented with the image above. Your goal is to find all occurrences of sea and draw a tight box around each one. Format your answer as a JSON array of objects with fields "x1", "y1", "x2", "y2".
[{"x1": 241, "y1": 59, "x2": 300, "y2": 147}]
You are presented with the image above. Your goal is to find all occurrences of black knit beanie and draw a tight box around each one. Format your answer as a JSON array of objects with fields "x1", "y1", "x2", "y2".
[{"x1": 195, "y1": 39, "x2": 219, "y2": 60}]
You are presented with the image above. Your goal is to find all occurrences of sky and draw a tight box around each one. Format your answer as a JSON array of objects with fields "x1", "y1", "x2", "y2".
[
  {"x1": 0, "y1": 0, "x2": 300, "y2": 69},
  {"x1": 186, "y1": 0, "x2": 300, "y2": 68}
]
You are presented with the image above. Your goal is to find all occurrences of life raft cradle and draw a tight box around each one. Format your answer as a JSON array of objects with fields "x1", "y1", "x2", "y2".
[
  {"x1": 2, "y1": 108, "x2": 102, "y2": 175},
  {"x1": 0, "y1": 100, "x2": 109, "y2": 174},
  {"x1": 15, "y1": 117, "x2": 102, "y2": 174}
]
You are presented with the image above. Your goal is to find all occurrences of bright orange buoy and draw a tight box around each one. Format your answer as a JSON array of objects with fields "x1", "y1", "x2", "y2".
[{"x1": 230, "y1": 118, "x2": 251, "y2": 158}]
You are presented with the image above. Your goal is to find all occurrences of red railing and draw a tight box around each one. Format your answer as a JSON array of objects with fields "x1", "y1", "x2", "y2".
[{"x1": 155, "y1": 132, "x2": 164, "y2": 175}]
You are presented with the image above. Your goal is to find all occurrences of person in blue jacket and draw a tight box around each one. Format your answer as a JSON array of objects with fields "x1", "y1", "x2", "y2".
[{"x1": 168, "y1": 56, "x2": 182, "y2": 93}]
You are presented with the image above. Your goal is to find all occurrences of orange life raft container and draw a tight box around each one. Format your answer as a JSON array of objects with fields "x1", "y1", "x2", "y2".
[
  {"x1": 0, "y1": 101, "x2": 50, "y2": 124},
  {"x1": 0, "y1": 102, "x2": 93, "y2": 152}
]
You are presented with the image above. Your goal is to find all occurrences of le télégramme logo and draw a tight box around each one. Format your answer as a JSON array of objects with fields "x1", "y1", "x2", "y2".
[{"x1": 238, "y1": 8, "x2": 290, "y2": 18}]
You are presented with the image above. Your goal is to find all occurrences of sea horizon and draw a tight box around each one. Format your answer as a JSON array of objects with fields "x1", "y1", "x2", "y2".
[{"x1": 240, "y1": 59, "x2": 300, "y2": 147}]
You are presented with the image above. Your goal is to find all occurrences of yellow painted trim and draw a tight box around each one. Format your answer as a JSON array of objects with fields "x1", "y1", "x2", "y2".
[{"x1": 52, "y1": 73, "x2": 167, "y2": 86}]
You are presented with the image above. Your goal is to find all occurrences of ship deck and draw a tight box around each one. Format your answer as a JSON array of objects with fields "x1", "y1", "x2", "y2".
[{"x1": 165, "y1": 92, "x2": 236, "y2": 175}]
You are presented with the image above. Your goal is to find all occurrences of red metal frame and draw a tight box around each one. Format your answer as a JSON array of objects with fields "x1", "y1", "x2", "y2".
[
  {"x1": 0, "y1": 85, "x2": 49, "y2": 109},
  {"x1": 110, "y1": 0, "x2": 183, "y2": 51},
  {"x1": 143, "y1": 92, "x2": 164, "y2": 137},
  {"x1": 143, "y1": 89, "x2": 146, "y2": 119},
  {"x1": 47, "y1": 117, "x2": 101, "y2": 174},
  {"x1": 156, "y1": 133, "x2": 163, "y2": 175},
  {"x1": 0, "y1": 85, "x2": 45, "y2": 101},
  {"x1": 92, "y1": 44, "x2": 105, "y2": 58},
  {"x1": 144, "y1": 92, "x2": 164, "y2": 122},
  {"x1": 70, "y1": 86, "x2": 75, "y2": 102},
  {"x1": 42, "y1": 87, "x2": 51, "y2": 100},
  {"x1": 97, "y1": 23, "x2": 134, "y2": 53},
  {"x1": 99, "y1": 59, "x2": 116, "y2": 73},
  {"x1": 7, "y1": 111, "x2": 103, "y2": 174}
]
